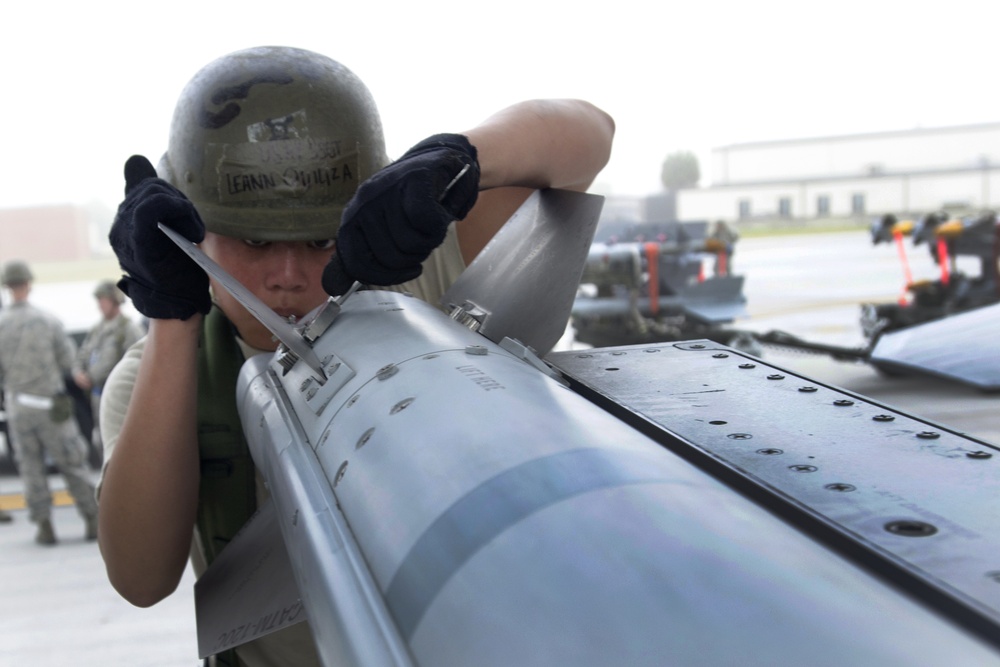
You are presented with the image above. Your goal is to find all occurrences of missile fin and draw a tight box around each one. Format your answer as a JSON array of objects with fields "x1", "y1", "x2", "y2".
[
  {"x1": 194, "y1": 500, "x2": 306, "y2": 658},
  {"x1": 442, "y1": 188, "x2": 604, "y2": 356}
]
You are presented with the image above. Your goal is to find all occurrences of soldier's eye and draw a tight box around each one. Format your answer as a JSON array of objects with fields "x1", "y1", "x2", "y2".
[
  {"x1": 308, "y1": 239, "x2": 336, "y2": 250},
  {"x1": 243, "y1": 239, "x2": 270, "y2": 248}
]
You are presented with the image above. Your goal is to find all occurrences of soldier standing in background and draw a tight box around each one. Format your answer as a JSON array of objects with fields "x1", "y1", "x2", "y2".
[
  {"x1": 0, "y1": 260, "x2": 98, "y2": 545},
  {"x1": 72, "y1": 281, "x2": 144, "y2": 458}
]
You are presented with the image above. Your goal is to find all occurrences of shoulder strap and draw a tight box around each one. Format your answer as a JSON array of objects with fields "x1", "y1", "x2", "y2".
[{"x1": 195, "y1": 306, "x2": 258, "y2": 566}]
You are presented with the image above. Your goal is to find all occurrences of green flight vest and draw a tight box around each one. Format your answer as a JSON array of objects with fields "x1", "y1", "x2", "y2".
[{"x1": 195, "y1": 306, "x2": 258, "y2": 568}]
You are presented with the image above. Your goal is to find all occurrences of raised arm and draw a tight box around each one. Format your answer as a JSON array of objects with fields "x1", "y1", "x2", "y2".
[
  {"x1": 457, "y1": 99, "x2": 615, "y2": 263},
  {"x1": 98, "y1": 155, "x2": 212, "y2": 606},
  {"x1": 98, "y1": 318, "x2": 203, "y2": 605},
  {"x1": 323, "y1": 99, "x2": 614, "y2": 294}
]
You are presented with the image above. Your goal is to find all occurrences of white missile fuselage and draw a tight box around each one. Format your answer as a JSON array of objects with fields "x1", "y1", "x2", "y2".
[{"x1": 233, "y1": 289, "x2": 998, "y2": 667}]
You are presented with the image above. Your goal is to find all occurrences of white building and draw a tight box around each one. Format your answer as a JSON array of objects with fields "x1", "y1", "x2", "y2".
[{"x1": 678, "y1": 123, "x2": 1000, "y2": 224}]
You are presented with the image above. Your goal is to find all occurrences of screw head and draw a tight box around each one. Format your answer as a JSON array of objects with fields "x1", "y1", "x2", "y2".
[
  {"x1": 873, "y1": 414, "x2": 895, "y2": 422},
  {"x1": 825, "y1": 483, "x2": 856, "y2": 492},
  {"x1": 967, "y1": 450, "x2": 993, "y2": 460},
  {"x1": 916, "y1": 431, "x2": 941, "y2": 440},
  {"x1": 739, "y1": 363, "x2": 756, "y2": 369}
]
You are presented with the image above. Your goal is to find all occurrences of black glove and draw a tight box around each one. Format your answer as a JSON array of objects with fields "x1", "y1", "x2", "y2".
[
  {"x1": 322, "y1": 133, "x2": 480, "y2": 295},
  {"x1": 108, "y1": 155, "x2": 211, "y2": 320}
]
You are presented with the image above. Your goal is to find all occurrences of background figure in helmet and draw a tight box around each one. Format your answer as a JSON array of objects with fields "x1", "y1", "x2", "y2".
[
  {"x1": 97, "y1": 46, "x2": 614, "y2": 666},
  {"x1": 0, "y1": 260, "x2": 99, "y2": 545},
  {"x1": 71, "y1": 280, "x2": 144, "y2": 460}
]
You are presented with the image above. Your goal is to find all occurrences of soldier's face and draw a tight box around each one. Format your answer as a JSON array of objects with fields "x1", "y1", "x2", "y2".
[
  {"x1": 97, "y1": 296, "x2": 118, "y2": 320},
  {"x1": 199, "y1": 232, "x2": 335, "y2": 350}
]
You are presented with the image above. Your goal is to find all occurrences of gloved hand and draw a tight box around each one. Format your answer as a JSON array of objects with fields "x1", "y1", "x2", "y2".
[
  {"x1": 322, "y1": 133, "x2": 480, "y2": 295},
  {"x1": 108, "y1": 155, "x2": 211, "y2": 320}
]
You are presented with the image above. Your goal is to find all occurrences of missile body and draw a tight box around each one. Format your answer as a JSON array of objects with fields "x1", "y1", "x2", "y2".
[{"x1": 233, "y1": 290, "x2": 998, "y2": 666}]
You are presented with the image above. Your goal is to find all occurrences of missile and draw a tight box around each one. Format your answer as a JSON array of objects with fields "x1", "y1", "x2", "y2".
[{"x1": 194, "y1": 191, "x2": 1000, "y2": 666}]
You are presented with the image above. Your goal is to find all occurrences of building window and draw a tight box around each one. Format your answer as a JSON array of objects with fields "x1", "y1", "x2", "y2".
[
  {"x1": 738, "y1": 199, "x2": 751, "y2": 219},
  {"x1": 778, "y1": 197, "x2": 791, "y2": 217},
  {"x1": 816, "y1": 195, "x2": 830, "y2": 216},
  {"x1": 851, "y1": 193, "x2": 866, "y2": 215}
]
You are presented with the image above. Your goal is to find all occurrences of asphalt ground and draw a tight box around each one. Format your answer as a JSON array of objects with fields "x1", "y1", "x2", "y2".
[{"x1": 0, "y1": 227, "x2": 995, "y2": 665}]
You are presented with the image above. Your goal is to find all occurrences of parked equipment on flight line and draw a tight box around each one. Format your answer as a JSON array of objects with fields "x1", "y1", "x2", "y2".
[
  {"x1": 570, "y1": 219, "x2": 753, "y2": 350},
  {"x1": 753, "y1": 210, "x2": 1000, "y2": 390},
  {"x1": 571, "y1": 212, "x2": 1000, "y2": 390},
  {"x1": 189, "y1": 190, "x2": 1000, "y2": 666}
]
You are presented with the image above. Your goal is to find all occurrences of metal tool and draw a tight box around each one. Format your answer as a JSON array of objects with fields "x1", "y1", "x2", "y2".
[{"x1": 157, "y1": 222, "x2": 327, "y2": 379}]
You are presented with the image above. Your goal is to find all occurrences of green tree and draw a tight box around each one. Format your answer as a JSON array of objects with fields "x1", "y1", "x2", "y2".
[{"x1": 660, "y1": 151, "x2": 700, "y2": 190}]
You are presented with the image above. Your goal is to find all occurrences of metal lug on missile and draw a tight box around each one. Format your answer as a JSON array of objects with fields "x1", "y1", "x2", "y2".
[
  {"x1": 275, "y1": 346, "x2": 299, "y2": 375},
  {"x1": 449, "y1": 300, "x2": 490, "y2": 333},
  {"x1": 498, "y1": 337, "x2": 566, "y2": 385},
  {"x1": 303, "y1": 298, "x2": 343, "y2": 343}
]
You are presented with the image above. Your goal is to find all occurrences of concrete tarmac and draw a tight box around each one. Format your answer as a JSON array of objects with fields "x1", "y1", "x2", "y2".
[
  {"x1": 0, "y1": 471, "x2": 198, "y2": 666},
  {"x1": 0, "y1": 228, "x2": 995, "y2": 666}
]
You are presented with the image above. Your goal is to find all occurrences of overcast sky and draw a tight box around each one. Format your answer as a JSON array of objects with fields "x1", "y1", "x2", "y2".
[{"x1": 3, "y1": 0, "x2": 996, "y2": 213}]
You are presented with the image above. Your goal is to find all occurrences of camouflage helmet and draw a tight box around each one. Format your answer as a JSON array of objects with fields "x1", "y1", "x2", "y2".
[
  {"x1": 94, "y1": 280, "x2": 125, "y2": 304},
  {"x1": 1, "y1": 260, "x2": 33, "y2": 287},
  {"x1": 158, "y1": 46, "x2": 389, "y2": 241}
]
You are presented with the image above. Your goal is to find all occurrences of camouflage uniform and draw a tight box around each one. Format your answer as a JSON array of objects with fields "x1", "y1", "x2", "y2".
[
  {"x1": 72, "y1": 312, "x2": 143, "y2": 450},
  {"x1": 0, "y1": 301, "x2": 98, "y2": 524}
]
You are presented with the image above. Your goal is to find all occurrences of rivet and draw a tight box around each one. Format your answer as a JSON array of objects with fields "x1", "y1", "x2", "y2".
[
  {"x1": 798, "y1": 386, "x2": 818, "y2": 393},
  {"x1": 713, "y1": 353, "x2": 729, "y2": 359},
  {"x1": 739, "y1": 363, "x2": 756, "y2": 369},
  {"x1": 916, "y1": 431, "x2": 940, "y2": 440},
  {"x1": 644, "y1": 348, "x2": 661, "y2": 353},
  {"x1": 789, "y1": 464, "x2": 818, "y2": 472},
  {"x1": 967, "y1": 450, "x2": 993, "y2": 460},
  {"x1": 833, "y1": 399, "x2": 854, "y2": 406},
  {"x1": 727, "y1": 433, "x2": 753, "y2": 440},
  {"x1": 465, "y1": 345, "x2": 488, "y2": 356},
  {"x1": 611, "y1": 351, "x2": 626, "y2": 356},
  {"x1": 767, "y1": 374, "x2": 785, "y2": 380},
  {"x1": 873, "y1": 414, "x2": 895, "y2": 422},
  {"x1": 577, "y1": 353, "x2": 594, "y2": 358},
  {"x1": 377, "y1": 364, "x2": 399, "y2": 380},
  {"x1": 757, "y1": 448, "x2": 783, "y2": 455},
  {"x1": 690, "y1": 344, "x2": 706, "y2": 349}
]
